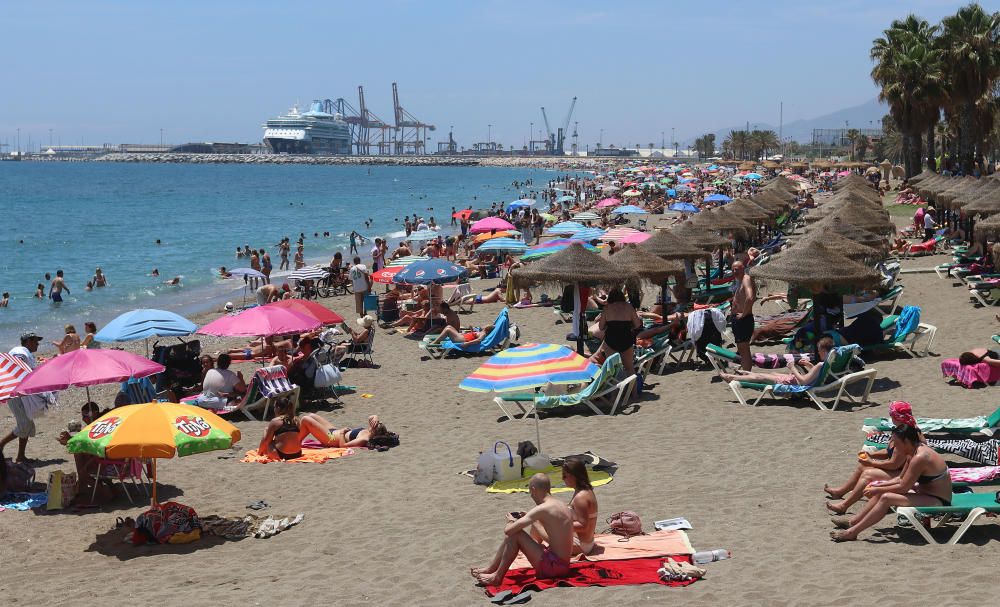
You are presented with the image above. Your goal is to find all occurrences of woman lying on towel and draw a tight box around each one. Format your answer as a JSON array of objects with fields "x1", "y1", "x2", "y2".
[
  {"x1": 718, "y1": 336, "x2": 832, "y2": 385},
  {"x1": 941, "y1": 348, "x2": 1000, "y2": 388},
  {"x1": 823, "y1": 401, "x2": 914, "y2": 514},
  {"x1": 426, "y1": 323, "x2": 496, "y2": 347},
  {"x1": 830, "y1": 423, "x2": 951, "y2": 542},
  {"x1": 258, "y1": 398, "x2": 393, "y2": 460}
]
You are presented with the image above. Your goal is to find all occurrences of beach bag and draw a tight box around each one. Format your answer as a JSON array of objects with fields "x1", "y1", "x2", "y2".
[
  {"x1": 45, "y1": 470, "x2": 77, "y2": 511},
  {"x1": 313, "y1": 363, "x2": 342, "y2": 388},
  {"x1": 607, "y1": 511, "x2": 643, "y2": 540},
  {"x1": 490, "y1": 441, "x2": 522, "y2": 483},
  {"x1": 2, "y1": 459, "x2": 35, "y2": 493},
  {"x1": 474, "y1": 451, "x2": 496, "y2": 485}
]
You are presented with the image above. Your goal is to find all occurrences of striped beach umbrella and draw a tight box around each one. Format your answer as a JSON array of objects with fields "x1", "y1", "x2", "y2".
[
  {"x1": 601, "y1": 227, "x2": 642, "y2": 242},
  {"x1": 407, "y1": 229, "x2": 439, "y2": 242},
  {"x1": 521, "y1": 239, "x2": 598, "y2": 261},
  {"x1": 0, "y1": 353, "x2": 32, "y2": 403},
  {"x1": 613, "y1": 205, "x2": 648, "y2": 215},
  {"x1": 473, "y1": 230, "x2": 518, "y2": 245},
  {"x1": 287, "y1": 266, "x2": 330, "y2": 281},
  {"x1": 572, "y1": 211, "x2": 600, "y2": 221},
  {"x1": 459, "y1": 343, "x2": 599, "y2": 393},
  {"x1": 568, "y1": 228, "x2": 606, "y2": 242},
  {"x1": 386, "y1": 255, "x2": 429, "y2": 267},
  {"x1": 545, "y1": 221, "x2": 585, "y2": 235},
  {"x1": 476, "y1": 237, "x2": 527, "y2": 255}
]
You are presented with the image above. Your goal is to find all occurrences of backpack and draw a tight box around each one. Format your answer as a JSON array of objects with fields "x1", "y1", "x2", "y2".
[
  {"x1": 606, "y1": 511, "x2": 643, "y2": 540},
  {"x1": 1, "y1": 458, "x2": 35, "y2": 493}
]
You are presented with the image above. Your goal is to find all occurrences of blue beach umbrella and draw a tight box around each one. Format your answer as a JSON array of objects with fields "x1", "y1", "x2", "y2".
[
  {"x1": 612, "y1": 205, "x2": 648, "y2": 215},
  {"x1": 744, "y1": 173, "x2": 763, "y2": 180},
  {"x1": 521, "y1": 239, "x2": 598, "y2": 261},
  {"x1": 668, "y1": 202, "x2": 700, "y2": 213},
  {"x1": 95, "y1": 309, "x2": 198, "y2": 343},
  {"x1": 555, "y1": 195, "x2": 576, "y2": 203},
  {"x1": 666, "y1": 188, "x2": 677, "y2": 197},
  {"x1": 392, "y1": 259, "x2": 469, "y2": 285},
  {"x1": 476, "y1": 237, "x2": 528, "y2": 255},
  {"x1": 568, "y1": 228, "x2": 607, "y2": 241},
  {"x1": 545, "y1": 221, "x2": 585, "y2": 235},
  {"x1": 704, "y1": 193, "x2": 732, "y2": 203},
  {"x1": 407, "y1": 229, "x2": 439, "y2": 242}
]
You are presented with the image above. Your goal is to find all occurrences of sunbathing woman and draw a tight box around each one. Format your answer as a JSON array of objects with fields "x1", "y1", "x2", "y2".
[
  {"x1": 389, "y1": 300, "x2": 431, "y2": 334},
  {"x1": 299, "y1": 413, "x2": 390, "y2": 448},
  {"x1": 259, "y1": 398, "x2": 392, "y2": 459},
  {"x1": 425, "y1": 323, "x2": 496, "y2": 347},
  {"x1": 824, "y1": 402, "x2": 913, "y2": 514},
  {"x1": 227, "y1": 335, "x2": 278, "y2": 361},
  {"x1": 462, "y1": 288, "x2": 505, "y2": 307},
  {"x1": 830, "y1": 423, "x2": 951, "y2": 542},
  {"x1": 719, "y1": 336, "x2": 833, "y2": 385}
]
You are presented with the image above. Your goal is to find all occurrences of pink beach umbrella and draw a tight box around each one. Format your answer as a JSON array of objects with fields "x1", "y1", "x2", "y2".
[
  {"x1": 601, "y1": 227, "x2": 642, "y2": 242},
  {"x1": 470, "y1": 217, "x2": 516, "y2": 234},
  {"x1": 621, "y1": 232, "x2": 651, "y2": 244},
  {"x1": 13, "y1": 349, "x2": 165, "y2": 397},
  {"x1": 197, "y1": 305, "x2": 321, "y2": 338},
  {"x1": 596, "y1": 198, "x2": 622, "y2": 208}
]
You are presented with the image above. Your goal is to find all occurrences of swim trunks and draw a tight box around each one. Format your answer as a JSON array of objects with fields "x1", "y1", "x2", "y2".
[
  {"x1": 731, "y1": 313, "x2": 754, "y2": 343},
  {"x1": 536, "y1": 548, "x2": 571, "y2": 579},
  {"x1": 51, "y1": 292, "x2": 63, "y2": 302}
]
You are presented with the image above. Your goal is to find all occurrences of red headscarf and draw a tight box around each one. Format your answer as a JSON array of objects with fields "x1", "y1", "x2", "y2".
[{"x1": 889, "y1": 401, "x2": 917, "y2": 428}]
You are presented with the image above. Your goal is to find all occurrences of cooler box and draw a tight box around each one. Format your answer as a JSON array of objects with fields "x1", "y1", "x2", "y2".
[
  {"x1": 363, "y1": 293, "x2": 379, "y2": 314},
  {"x1": 490, "y1": 441, "x2": 522, "y2": 482}
]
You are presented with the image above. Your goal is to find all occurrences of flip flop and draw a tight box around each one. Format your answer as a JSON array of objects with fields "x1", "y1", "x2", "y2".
[
  {"x1": 504, "y1": 591, "x2": 532, "y2": 604},
  {"x1": 489, "y1": 590, "x2": 512, "y2": 604}
]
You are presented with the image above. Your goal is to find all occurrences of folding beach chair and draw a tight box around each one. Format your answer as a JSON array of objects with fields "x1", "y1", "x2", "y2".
[
  {"x1": 185, "y1": 365, "x2": 299, "y2": 421},
  {"x1": 91, "y1": 457, "x2": 150, "y2": 505},
  {"x1": 896, "y1": 491, "x2": 1000, "y2": 545},
  {"x1": 851, "y1": 305, "x2": 936, "y2": 357},
  {"x1": 725, "y1": 345, "x2": 876, "y2": 411},
  {"x1": 120, "y1": 377, "x2": 169, "y2": 404},
  {"x1": 492, "y1": 353, "x2": 637, "y2": 421},
  {"x1": 422, "y1": 308, "x2": 510, "y2": 359}
]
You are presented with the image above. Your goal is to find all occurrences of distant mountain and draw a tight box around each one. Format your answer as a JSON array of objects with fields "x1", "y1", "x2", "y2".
[{"x1": 697, "y1": 98, "x2": 888, "y2": 145}]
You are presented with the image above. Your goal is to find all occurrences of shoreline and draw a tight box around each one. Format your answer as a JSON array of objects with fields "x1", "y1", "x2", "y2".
[{"x1": 24, "y1": 152, "x2": 608, "y2": 170}]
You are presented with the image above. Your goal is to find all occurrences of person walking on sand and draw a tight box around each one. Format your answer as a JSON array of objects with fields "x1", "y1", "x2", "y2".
[
  {"x1": 349, "y1": 256, "x2": 371, "y2": 318},
  {"x1": 730, "y1": 261, "x2": 756, "y2": 371},
  {"x1": 470, "y1": 473, "x2": 574, "y2": 586},
  {"x1": 0, "y1": 332, "x2": 54, "y2": 463},
  {"x1": 49, "y1": 270, "x2": 70, "y2": 303}
]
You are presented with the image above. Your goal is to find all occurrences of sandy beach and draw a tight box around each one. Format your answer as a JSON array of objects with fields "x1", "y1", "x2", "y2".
[{"x1": 2, "y1": 198, "x2": 999, "y2": 606}]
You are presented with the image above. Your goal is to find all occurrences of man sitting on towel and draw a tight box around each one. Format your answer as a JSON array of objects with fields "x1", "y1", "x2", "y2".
[{"x1": 471, "y1": 473, "x2": 574, "y2": 585}]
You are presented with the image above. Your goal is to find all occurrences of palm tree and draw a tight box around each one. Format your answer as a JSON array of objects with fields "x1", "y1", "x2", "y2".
[
  {"x1": 724, "y1": 130, "x2": 750, "y2": 160},
  {"x1": 871, "y1": 14, "x2": 946, "y2": 177},
  {"x1": 939, "y1": 4, "x2": 1000, "y2": 173},
  {"x1": 845, "y1": 128, "x2": 860, "y2": 160}
]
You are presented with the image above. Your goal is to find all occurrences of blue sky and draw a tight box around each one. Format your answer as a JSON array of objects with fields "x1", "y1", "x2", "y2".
[{"x1": 0, "y1": 0, "x2": 976, "y2": 151}]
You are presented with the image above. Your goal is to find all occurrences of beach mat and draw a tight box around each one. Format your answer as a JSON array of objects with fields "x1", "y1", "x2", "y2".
[
  {"x1": 484, "y1": 555, "x2": 698, "y2": 597},
  {"x1": 509, "y1": 530, "x2": 694, "y2": 569},
  {"x1": 0, "y1": 492, "x2": 47, "y2": 511},
  {"x1": 487, "y1": 466, "x2": 612, "y2": 494},
  {"x1": 241, "y1": 447, "x2": 355, "y2": 464}
]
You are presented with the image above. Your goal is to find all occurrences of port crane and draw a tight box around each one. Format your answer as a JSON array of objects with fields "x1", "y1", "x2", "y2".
[
  {"x1": 334, "y1": 86, "x2": 392, "y2": 155},
  {"x1": 392, "y1": 82, "x2": 435, "y2": 155},
  {"x1": 539, "y1": 97, "x2": 577, "y2": 155}
]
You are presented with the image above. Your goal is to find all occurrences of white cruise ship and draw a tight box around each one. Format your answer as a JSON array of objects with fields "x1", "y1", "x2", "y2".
[{"x1": 263, "y1": 101, "x2": 352, "y2": 154}]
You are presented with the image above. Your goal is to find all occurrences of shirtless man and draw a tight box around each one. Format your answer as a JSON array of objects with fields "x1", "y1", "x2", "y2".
[
  {"x1": 256, "y1": 283, "x2": 281, "y2": 306},
  {"x1": 470, "y1": 473, "x2": 574, "y2": 586},
  {"x1": 49, "y1": 270, "x2": 70, "y2": 303},
  {"x1": 249, "y1": 250, "x2": 261, "y2": 289},
  {"x1": 730, "y1": 261, "x2": 756, "y2": 371}
]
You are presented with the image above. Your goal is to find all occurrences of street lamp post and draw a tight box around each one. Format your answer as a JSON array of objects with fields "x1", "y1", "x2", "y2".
[
  {"x1": 530, "y1": 122, "x2": 533, "y2": 152},
  {"x1": 488, "y1": 124, "x2": 492, "y2": 149},
  {"x1": 160, "y1": 128, "x2": 164, "y2": 147},
  {"x1": 599, "y1": 129, "x2": 603, "y2": 149}
]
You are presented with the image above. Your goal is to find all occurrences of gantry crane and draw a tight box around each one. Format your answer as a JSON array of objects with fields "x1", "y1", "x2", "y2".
[{"x1": 392, "y1": 82, "x2": 435, "y2": 155}]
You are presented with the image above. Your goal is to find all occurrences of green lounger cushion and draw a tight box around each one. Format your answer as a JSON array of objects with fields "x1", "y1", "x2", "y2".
[{"x1": 913, "y1": 491, "x2": 1000, "y2": 515}]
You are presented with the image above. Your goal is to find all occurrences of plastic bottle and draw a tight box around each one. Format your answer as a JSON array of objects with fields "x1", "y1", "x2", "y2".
[{"x1": 692, "y1": 549, "x2": 732, "y2": 564}]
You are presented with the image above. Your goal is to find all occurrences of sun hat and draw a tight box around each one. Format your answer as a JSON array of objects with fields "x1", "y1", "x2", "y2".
[{"x1": 357, "y1": 315, "x2": 375, "y2": 329}]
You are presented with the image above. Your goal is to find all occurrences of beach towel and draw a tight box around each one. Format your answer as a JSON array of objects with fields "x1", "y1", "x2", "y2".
[
  {"x1": 241, "y1": 446, "x2": 355, "y2": 464},
  {"x1": 686, "y1": 308, "x2": 726, "y2": 342},
  {"x1": 941, "y1": 358, "x2": 1000, "y2": 388},
  {"x1": 487, "y1": 466, "x2": 612, "y2": 494},
  {"x1": 508, "y1": 530, "x2": 694, "y2": 569},
  {"x1": 863, "y1": 415, "x2": 990, "y2": 434},
  {"x1": 0, "y1": 492, "x2": 46, "y2": 511},
  {"x1": 866, "y1": 432, "x2": 999, "y2": 465},
  {"x1": 201, "y1": 513, "x2": 304, "y2": 539},
  {"x1": 751, "y1": 352, "x2": 812, "y2": 369},
  {"x1": 949, "y1": 466, "x2": 1000, "y2": 485},
  {"x1": 484, "y1": 555, "x2": 698, "y2": 597},
  {"x1": 892, "y1": 306, "x2": 920, "y2": 343},
  {"x1": 752, "y1": 311, "x2": 809, "y2": 343}
]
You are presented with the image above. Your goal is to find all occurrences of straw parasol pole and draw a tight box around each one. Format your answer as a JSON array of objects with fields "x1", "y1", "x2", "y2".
[{"x1": 513, "y1": 243, "x2": 635, "y2": 354}]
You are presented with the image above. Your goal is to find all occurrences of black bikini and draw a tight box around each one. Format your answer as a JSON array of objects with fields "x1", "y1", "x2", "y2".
[
  {"x1": 604, "y1": 320, "x2": 636, "y2": 353},
  {"x1": 272, "y1": 417, "x2": 302, "y2": 460},
  {"x1": 917, "y1": 469, "x2": 951, "y2": 506}
]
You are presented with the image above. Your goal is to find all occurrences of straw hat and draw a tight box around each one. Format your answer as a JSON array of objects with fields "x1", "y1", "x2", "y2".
[{"x1": 357, "y1": 315, "x2": 376, "y2": 329}]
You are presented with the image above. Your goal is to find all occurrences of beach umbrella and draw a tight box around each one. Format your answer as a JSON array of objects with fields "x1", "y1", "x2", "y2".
[
  {"x1": 972, "y1": 213, "x2": 1000, "y2": 240},
  {"x1": 506, "y1": 199, "x2": 535, "y2": 213},
  {"x1": 13, "y1": 349, "x2": 165, "y2": 401},
  {"x1": 197, "y1": 305, "x2": 321, "y2": 337},
  {"x1": 95, "y1": 309, "x2": 198, "y2": 344},
  {"x1": 540, "y1": 213, "x2": 556, "y2": 222},
  {"x1": 476, "y1": 237, "x2": 528, "y2": 255},
  {"x1": 805, "y1": 216, "x2": 886, "y2": 247},
  {"x1": 611, "y1": 244, "x2": 685, "y2": 285},
  {"x1": 555, "y1": 195, "x2": 576, "y2": 204},
  {"x1": 568, "y1": 228, "x2": 607, "y2": 242},
  {"x1": 596, "y1": 198, "x2": 622, "y2": 208},
  {"x1": 473, "y1": 230, "x2": 518, "y2": 245},
  {"x1": 612, "y1": 205, "x2": 648, "y2": 215},
  {"x1": 521, "y1": 239, "x2": 598, "y2": 261},
  {"x1": 452, "y1": 209, "x2": 473, "y2": 220},
  {"x1": 622, "y1": 189, "x2": 642, "y2": 197},
  {"x1": 287, "y1": 266, "x2": 330, "y2": 282},
  {"x1": 513, "y1": 243, "x2": 635, "y2": 354},
  {"x1": 601, "y1": 227, "x2": 643, "y2": 242},
  {"x1": 228, "y1": 268, "x2": 265, "y2": 279},
  {"x1": 407, "y1": 229, "x2": 439, "y2": 242},
  {"x1": 792, "y1": 231, "x2": 883, "y2": 261},
  {"x1": 386, "y1": 255, "x2": 430, "y2": 267},
  {"x1": 372, "y1": 266, "x2": 404, "y2": 284},
  {"x1": 545, "y1": 221, "x2": 585, "y2": 235},
  {"x1": 749, "y1": 240, "x2": 881, "y2": 290},
  {"x1": 266, "y1": 300, "x2": 344, "y2": 325},
  {"x1": 744, "y1": 173, "x2": 763, "y2": 180},
  {"x1": 459, "y1": 342, "x2": 602, "y2": 451},
  {"x1": 704, "y1": 193, "x2": 732, "y2": 203},
  {"x1": 67, "y1": 402, "x2": 241, "y2": 504},
  {"x1": 0, "y1": 354, "x2": 32, "y2": 403},
  {"x1": 666, "y1": 189, "x2": 678, "y2": 198},
  {"x1": 572, "y1": 211, "x2": 600, "y2": 221},
  {"x1": 668, "y1": 202, "x2": 699, "y2": 213},
  {"x1": 471, "y1": 217, "x2": 516, "y2": 234},
  {"x1": 392, "y1": 258, "x2": 469, "y2": 285}
]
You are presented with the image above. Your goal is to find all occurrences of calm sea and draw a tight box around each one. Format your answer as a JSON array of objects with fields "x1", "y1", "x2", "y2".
[{"x1": 0, "y1": 162, "x2": 555, "y2": 346}]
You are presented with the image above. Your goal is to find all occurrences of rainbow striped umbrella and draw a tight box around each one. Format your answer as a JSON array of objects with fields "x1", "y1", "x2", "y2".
[
  {"x1": 386, "y1": 255, "x2": 429, "y2": 267},
  {"x1": 521, "y1": 239, "x2": 598, "y2": 261},
  {"x1": 459, "y1": 343, "x2": 599, "y2": 393}
]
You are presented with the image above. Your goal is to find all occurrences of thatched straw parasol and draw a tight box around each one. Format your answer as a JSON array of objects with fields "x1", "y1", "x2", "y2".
[
  {"x1": 610, "y1": 244, "x2": 684, "y2": 284},
  {"x1": 749, "y1": 240, "x2": 881, "y2": 290},
  {"x1": 962, "y1": 192, "x2": 1000, "y2": 216},
  {"x1": 750, "y1": 191, "x2": 792, "y2": 213},
  {"x1": 513, "y1": 243, "x2": 635, "y2": 353},
  {"x1": 640, "y1": 229, "x2": 708, "y2": 260},
  {"x1": 793, "y1": 230, "x2": 884, "y2": 261},
  {"x1": 727, "y1": 199, "x2": 776, "y2": 222},
  {"x1": 672, "y1": 223, "x2": 730, "y2": 249},
  {"x1": 804, "y1": 216, "x2": 887, "y2": 248},
  {"x1": 972, "y1": 214, "x2": 1000, "y2": 241},
  {"x1": 952, "y1": 180, "x2": 1000, "y2": 210},
  {"x1": 689, "y1": 208, "x2": 756, "y2": 237}
]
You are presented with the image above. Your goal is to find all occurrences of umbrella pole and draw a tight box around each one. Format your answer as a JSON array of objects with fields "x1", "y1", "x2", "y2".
[
  {"x1": 86, "y1": 386, "x2": 91, "y2": 402},
  {"x1": 151, "y1": 459, "x2": 157, "y2": 505},
  {"x1": 573, "y1": 284, "x2": 584, "y2": 356}
]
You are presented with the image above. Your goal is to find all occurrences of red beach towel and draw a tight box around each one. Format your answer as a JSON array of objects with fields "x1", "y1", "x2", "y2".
[{"x1": 484, "y1": 556, "x2": 698, "y2": 596}]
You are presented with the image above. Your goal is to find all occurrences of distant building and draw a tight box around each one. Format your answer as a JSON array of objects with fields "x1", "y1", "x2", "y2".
[
  {"x1": 41, "y1": 144, "x2": 118, "y2": 158},
  {"x1": 169, "y1": 142, "x2": 266, "y2": 154}
]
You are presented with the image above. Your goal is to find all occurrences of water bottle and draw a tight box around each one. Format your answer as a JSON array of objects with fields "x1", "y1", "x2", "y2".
[{"x1": 692, "y1": 549, "x2": 731, "y2": 564}]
